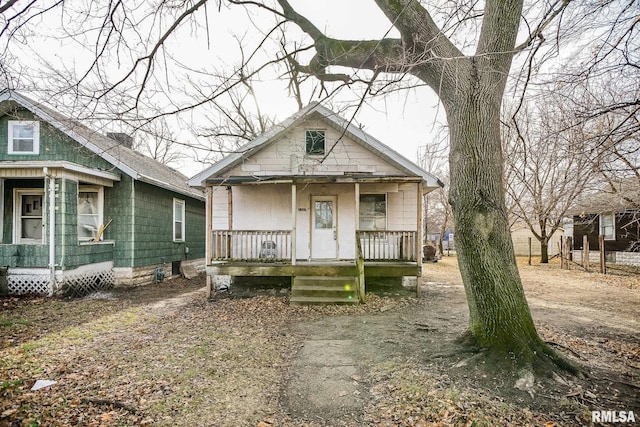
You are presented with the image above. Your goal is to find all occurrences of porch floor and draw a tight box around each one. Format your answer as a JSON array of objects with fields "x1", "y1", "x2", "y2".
[{"x1": 206, "y1": 260, "x2": 421, "y2": 278}]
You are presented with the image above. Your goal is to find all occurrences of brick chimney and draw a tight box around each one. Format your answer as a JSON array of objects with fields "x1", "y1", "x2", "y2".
[{"x1": 107, "y1": 132, "x2": 134, "y2": 148}]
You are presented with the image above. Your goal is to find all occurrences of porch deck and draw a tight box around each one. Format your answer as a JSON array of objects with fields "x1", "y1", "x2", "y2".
[
  {"x1": 206, "y1": 229, "x2": 423, "y2": 303},
  {"x1": 206, "y1": 260, "x2": 421, "y2": 278}
]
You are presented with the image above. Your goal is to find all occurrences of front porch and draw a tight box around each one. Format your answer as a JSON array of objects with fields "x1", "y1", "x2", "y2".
[
  {"x1": 205, "y1": 229, "x2": 422, "y2": 303},
  {"x1": 203, "y1": 178, "x2": 426, "y2": 304}
]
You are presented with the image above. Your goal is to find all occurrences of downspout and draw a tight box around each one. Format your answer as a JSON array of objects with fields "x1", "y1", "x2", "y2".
[{"x1": 44, "y1": 168, "x2": 55, "y2": 296}]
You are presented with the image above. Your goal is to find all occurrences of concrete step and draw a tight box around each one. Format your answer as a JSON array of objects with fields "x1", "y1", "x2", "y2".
[
  {"x1": 289, "y1": 295, "x2": 358, "y2": 305},
  {"x1": 291, "y1": 285, "x2": 356, "y2": 299},
  {"x1": 294, "y1": 276, "x2": 358, "y2": 285}
]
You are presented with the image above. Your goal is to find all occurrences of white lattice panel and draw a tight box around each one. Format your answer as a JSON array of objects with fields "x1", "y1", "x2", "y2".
[
  {"x1": 8, "y1": 270, "x2": 51, "y2": 295},
  {"x1": 63, "y1": 268, "x2": 115, "y2": 297}
]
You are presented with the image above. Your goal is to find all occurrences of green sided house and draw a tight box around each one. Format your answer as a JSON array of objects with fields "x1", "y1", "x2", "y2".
[
  {"x1": 189, "y1": 102, "x2": 442, "y2": 304},
  {"x1": 0, "y1": 90, "x2": 206, "y2": 296}
]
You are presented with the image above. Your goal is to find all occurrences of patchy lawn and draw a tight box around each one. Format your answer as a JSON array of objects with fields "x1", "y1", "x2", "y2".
[{"x1": 1, "y1": 261, "x2": 638, "y2": 426}]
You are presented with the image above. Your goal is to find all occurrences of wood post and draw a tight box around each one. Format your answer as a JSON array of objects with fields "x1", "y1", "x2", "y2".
[
  {"x1": 528, "y1": 237, "x2": 532, "y2": 266},
  {"x1": 583, "y1": 235, "x2": 589, "y2": 272},
  {"x1": 291, "y1": 184, "x2": 297, "y2": 266},
  {"x1": 416, "y1": 181, "x2": 424, "y2": 298},
  {"x1": 205, "y1": 186, "x2": 213, "y2": 299},
  {"x1": 560, "y1": 238, "x2": 565, "y2": 269},
  {"x1": 599, "y1": 234, "x2": 606, "y2": 274},
  {"x1": 566, "y1": 236, "x2": 572, "y2": 268}
]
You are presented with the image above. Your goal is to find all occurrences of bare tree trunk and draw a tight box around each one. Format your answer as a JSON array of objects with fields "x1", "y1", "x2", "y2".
[
  {"x1": 540, "y1": 239, "x2": 549, "y2": 264},
  {"x1": 446, "y1": 84, "x2": 562, "y2": 369}
]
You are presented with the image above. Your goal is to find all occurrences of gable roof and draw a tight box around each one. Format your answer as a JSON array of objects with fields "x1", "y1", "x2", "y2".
[
  {"x1": 0, "y1": 90, "x2": 203, "y2": 200},
  {"x1": 569, "y1": 179, "x2": 640, "y2": 215},
  {"x1": 188, "y1": 102, "x2": 443, "y2": 189}
]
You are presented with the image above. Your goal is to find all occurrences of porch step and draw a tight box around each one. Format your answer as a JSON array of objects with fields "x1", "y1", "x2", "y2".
[{"x1": 291, "y1": 276, "x2": 359, "y2": 305}]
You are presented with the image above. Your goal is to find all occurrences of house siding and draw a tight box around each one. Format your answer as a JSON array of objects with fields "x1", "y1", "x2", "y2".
[
  {"x1": 132, "y1": 181, "x2": 205, "y2": 268},
  {"x1": 227, "y1": 118, "x2": 406, "y2": 177},
  {"x1": 573, "y1": 212, "x2": 639, "y2": 252},
  {"x1": 216, "y1": 182, "x2": 420, "y2": 260},
  {"x1": 106, "y1": 175, "x2": 135, "y2": 268},
  {"x1": 511, "y1": 227, "x2": 563, "y2": 257},
  {"x1": 57, "y1": 179, "x2": 115, "y2": 270},
  {"x1": 0, "y1": 108, "x2": 115, "y2": 170},
  {"x1": 211, "y1": 186, "x2": 230, "y2": 230}
]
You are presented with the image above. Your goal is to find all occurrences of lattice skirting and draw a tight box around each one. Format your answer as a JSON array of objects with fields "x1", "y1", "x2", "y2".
[
  {"x1": 60, "y1": 265, "x2": 115, "y2": 297},
  {"x1": 7, "y1": 269, "x2": 51, "y2": 295},
  {"x1": 6, "y1": 263, "x2": 115, "y2": 297}
]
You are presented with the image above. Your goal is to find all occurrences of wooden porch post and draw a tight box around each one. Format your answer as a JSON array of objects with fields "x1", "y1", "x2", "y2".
[
  {"x1": 416, "y1": 181, "x2": 424, "y2": 298},
  {"x1": 291, "y1": 183, "x2": 297, "y2": 266},
  {"x1": 354, "y1": 182, "x2": 360, "y2": 236},
  {"x1": 205, "y1": 186, "x2": 213, "y2": 299},
  {"x1": 355, "y1": 182, "x2": 365, "y2": 302}
]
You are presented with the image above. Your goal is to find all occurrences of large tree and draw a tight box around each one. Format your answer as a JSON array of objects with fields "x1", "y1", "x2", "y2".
[{"x1": 241, "y1": 0, "x2": 576, "y2": 374}]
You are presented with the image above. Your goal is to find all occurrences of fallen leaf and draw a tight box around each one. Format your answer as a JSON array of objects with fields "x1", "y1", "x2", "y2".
[{"x1": 1, "y1": 409, "x2": 17, "y2": 418}]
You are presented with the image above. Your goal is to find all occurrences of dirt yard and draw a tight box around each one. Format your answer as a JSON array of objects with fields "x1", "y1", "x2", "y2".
[{"x1": 1, "y1": 258, "x2": 638, "y2": 426}]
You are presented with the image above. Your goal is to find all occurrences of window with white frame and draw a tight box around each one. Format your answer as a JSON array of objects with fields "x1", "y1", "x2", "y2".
[
  {"x1": 359, "y1": 194, "x2": 387, "y2": 230},
  {"x1": 14, "y1": 189, "x2": 44, "y2": 244},
  {"x1": 8, "y1": 121, "x2": 40, "y2": 154},
  {"x1": 78, "y1": 186, "x2": 104, "y2": 241},
  {"x1": 173, "y1": 198, "x2": 185, "y2": 241},
  {"x1": 599, "y1": 212, "x2": 615, "y2": 240}
]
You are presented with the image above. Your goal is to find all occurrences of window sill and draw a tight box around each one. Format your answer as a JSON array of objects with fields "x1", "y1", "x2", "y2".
[
  {"x1": 7, "y1": 242, "x2": 44, "y2": 245},
  {"x1": 173, "y1": 240, "x2": 185, "y2": 243},
  {"x1": 79, "y1": 240, "x2": 115, "y2": 246}
]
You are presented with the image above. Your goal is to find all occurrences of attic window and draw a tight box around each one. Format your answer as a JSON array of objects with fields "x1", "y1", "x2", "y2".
[
  {"x1": 8, "y1": 121, "x2": 40, "y2": 154},
  {"x1": 305, "y1": 130, "x2": 325, "y2": 155}
]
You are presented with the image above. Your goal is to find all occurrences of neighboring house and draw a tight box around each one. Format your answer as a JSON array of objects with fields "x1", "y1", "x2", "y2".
[
  {"x1": 0, "y1": 90, "x2": 206, "y2": 296},
  {"x1": 572, "y1": 186, "x2": 640, "y2": 265},
  {"x1": 510, "y1": 222, "x2": 563, "y2": 257},
  {"x1": 189, "y1": 102, "x2": 442, "y2": 304}
]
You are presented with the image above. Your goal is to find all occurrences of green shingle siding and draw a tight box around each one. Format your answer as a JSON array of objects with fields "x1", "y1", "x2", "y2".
[
  {"x1": 103, "y1": 176, "x2": 135, "y2": 268},
  {"x1": 0, "y1": 108, "x2": 115, "y2": 171},
  {"x1": 0, "y1": 244, "x2": 48, "y2": 267},
  {"x1": 132, "y1": 182, "x2": 205, "y2": 268}
]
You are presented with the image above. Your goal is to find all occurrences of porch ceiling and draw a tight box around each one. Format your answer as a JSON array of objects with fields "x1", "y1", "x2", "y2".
[
  {"x1": 205, "y1": 174, "x2": 424, "y2": 186},
  {"x1": 0, "y1": 161, "x2": 120, "y2": 186}
]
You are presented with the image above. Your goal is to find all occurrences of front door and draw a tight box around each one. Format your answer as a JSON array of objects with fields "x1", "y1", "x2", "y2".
[{"x1": 311, "y1": 195, "x2": 337, "y2": 259}]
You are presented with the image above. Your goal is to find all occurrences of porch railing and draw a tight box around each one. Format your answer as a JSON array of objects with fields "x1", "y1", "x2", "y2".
[
  {"x1": 211, "y1": 230, "x2": 292, "y2": 262},
  {"x1": 357, "y1": 230, "x2": 418, "y2": 261}
]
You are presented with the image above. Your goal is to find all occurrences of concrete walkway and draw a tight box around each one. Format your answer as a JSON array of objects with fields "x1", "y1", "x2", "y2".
[{"x1": 284, "y1": 339, "x2": 367, "y2": 424}]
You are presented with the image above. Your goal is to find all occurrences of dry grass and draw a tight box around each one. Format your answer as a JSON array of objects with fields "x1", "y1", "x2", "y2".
[{"x1": 1, "y1": 266, "x2": 638, "y2": 426}]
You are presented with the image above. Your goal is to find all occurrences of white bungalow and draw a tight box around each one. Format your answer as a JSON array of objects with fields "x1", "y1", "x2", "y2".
[{"x1": 188, "y1": 103, "x2": 442, "y2": 303}]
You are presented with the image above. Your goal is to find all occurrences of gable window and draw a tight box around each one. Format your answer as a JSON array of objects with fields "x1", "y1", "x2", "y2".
[
  {"x1": 359, "y1": 194, "x2": 387, "y2": 230},
  {"x1": 8, "y1": 121, "x2": 40, "y2": 154},
  {"x1": 305, "y1": 130, "x2": 325, "y2": 155},
  {"x1": 78, "y1": 186, "x2": 104, "y2": 241},
  {"x1": 599, "y1": 212, "x2": 615, "y2": 240},
  {"x1": 14, "y1": 189, "x2": 44, "y2": 244},
  {"x1": 173, "y1": 199, "x2": 185, "y2": 242}
]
